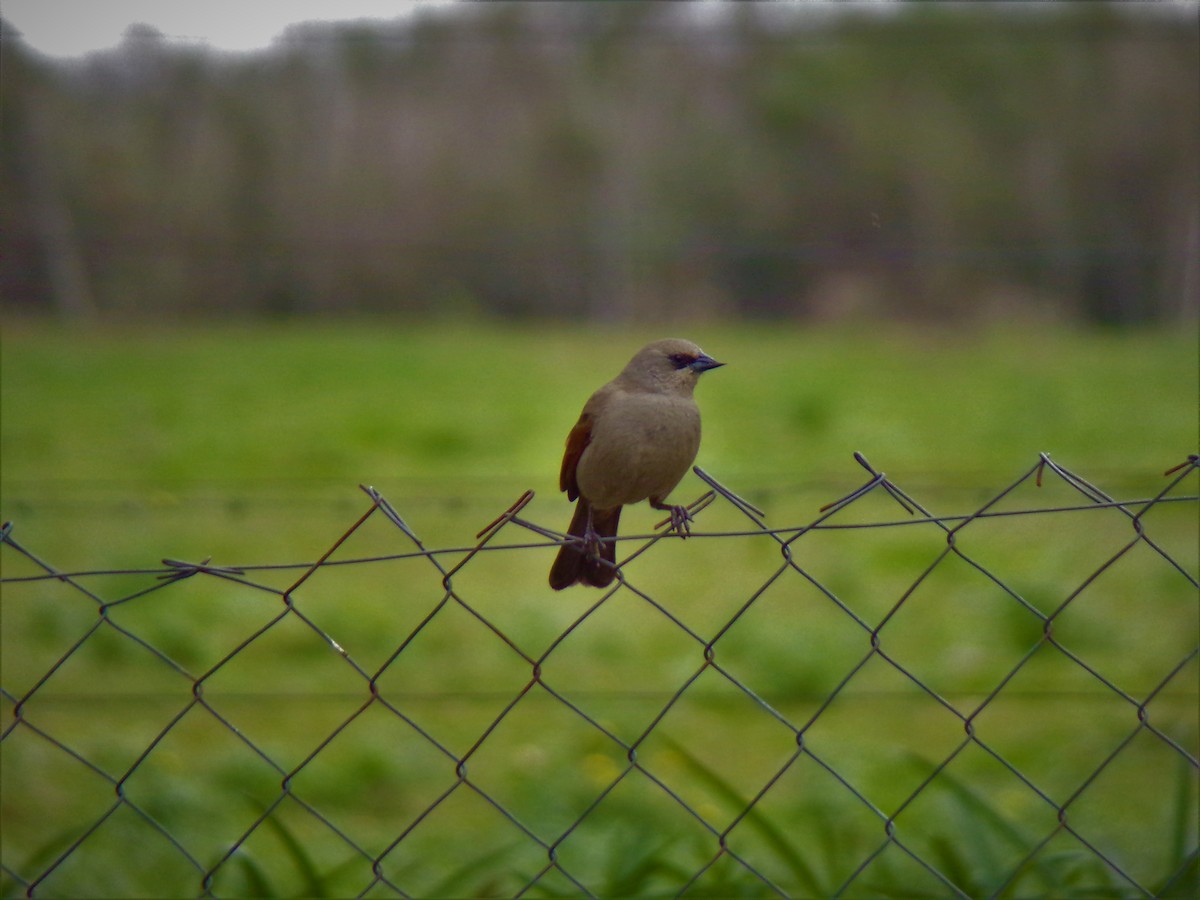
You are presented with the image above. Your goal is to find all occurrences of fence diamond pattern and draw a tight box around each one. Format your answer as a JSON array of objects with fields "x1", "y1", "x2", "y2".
[{"x1": 2, "y1": 453, "x2": 1197, "y2": 898}]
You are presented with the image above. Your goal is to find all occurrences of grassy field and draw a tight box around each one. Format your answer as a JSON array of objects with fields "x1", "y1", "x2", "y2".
[
  {"x1": 1, "y1": 318, "x2": 1194, "y2": 555},
  {"x1": 2, "y1": 319, "x2": 1197, "y2": 897}
]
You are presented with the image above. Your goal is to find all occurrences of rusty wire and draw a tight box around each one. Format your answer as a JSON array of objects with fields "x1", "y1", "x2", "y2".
[{"x1": 1, "y1": 453, "x2": 1197, "y2": 898}]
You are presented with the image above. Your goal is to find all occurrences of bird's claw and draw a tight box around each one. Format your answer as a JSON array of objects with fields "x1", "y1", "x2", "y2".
[{"x1": 667, "y1": 504, "x2": 692, "y2": 538}]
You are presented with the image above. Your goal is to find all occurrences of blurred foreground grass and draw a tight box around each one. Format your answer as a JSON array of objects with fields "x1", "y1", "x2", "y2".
[{"x1": 1, "y1": 319, "x2": 1197, "y2": 897}]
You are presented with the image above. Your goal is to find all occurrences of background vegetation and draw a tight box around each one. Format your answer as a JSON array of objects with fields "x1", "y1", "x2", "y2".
[
  {"x1": 2, "y1": 320, "x2": 1195, "y2": 565},
  {"x1": 2, "y1": 2, "x2": 1197, "y2": 324}
]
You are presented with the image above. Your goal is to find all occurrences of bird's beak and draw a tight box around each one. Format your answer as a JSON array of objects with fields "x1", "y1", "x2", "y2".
[{"x1": 690, "y1": 354, "x2": 725, "y2": 373}]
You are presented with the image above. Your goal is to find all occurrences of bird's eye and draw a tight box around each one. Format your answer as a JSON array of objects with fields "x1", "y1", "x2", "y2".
[{"x1": 668, "y1": 353, "x2": 695, "y2": 370}]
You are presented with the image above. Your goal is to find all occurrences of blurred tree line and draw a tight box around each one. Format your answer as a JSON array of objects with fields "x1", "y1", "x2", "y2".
[{"x1": 1, "y1": 2, "x2": 1196, "y2": 323}]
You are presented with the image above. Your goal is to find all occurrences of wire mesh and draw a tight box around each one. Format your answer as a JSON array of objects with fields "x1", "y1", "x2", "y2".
[{"x1": 2, "y1": 452, "x2": 1197, "y2": 899}]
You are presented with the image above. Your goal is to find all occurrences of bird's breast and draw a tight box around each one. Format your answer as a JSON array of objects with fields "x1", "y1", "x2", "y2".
[{"x1": 575, "y1": 393, "x2": 701, "y2": 510}]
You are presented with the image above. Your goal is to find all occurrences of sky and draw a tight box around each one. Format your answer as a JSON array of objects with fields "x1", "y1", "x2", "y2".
[
  {"x1": 2, "y1": 0, "x2": 451, "y2": 58},
  {"x1": 13, "y1": 1, "x2": 1159, "y2": 59}
]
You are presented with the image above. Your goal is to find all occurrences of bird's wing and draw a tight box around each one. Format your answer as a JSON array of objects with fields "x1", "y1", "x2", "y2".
[{"x1": 559, "y1": 411, "x2": 593, "y2": 500}]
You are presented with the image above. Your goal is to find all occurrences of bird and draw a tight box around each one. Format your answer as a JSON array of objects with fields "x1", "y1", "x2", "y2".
[{"x1": 548, "y1": 338, "x2": 724, "y2": 590}]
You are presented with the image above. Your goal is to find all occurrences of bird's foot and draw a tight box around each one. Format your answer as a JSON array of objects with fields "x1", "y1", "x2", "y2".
[
  {"x1": 654, "y1": 503, "x2": 693, "y2": 538},
  {"x1": 580, "y1": 522, "x2": 604, "y2": 560}
]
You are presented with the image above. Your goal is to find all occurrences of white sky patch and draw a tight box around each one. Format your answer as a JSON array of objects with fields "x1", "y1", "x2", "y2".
[{"x1": 2, "y1": 0, "x2": 453, "y2": 57}]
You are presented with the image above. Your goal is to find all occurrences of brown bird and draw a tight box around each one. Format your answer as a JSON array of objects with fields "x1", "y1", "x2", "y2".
[{"x1": 548, "y1": 338, "x2": 724, "y2": 590}]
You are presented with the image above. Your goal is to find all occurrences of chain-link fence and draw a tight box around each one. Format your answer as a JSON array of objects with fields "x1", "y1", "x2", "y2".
[{"x1": 2, "y1": 453, "x2": 1197, "y2": 899}]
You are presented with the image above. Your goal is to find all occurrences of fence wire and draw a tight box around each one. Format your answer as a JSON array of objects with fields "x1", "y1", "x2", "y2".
[{"x1": 1, "y1": 452, "x2": 1197, "y2": 899}]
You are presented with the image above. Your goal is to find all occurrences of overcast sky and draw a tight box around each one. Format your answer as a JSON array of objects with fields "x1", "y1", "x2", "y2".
[
  {"x1": 2, "y1": 0, "x2": 452, "y2": 57},
  {"x1": 7, "y1": 1, "x2": 1192, "y2": 59}
]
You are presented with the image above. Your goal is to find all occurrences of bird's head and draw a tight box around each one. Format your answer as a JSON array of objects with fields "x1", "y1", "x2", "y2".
[{"x1": 621, "y1": 339, "x2": 724, "y2": 393}]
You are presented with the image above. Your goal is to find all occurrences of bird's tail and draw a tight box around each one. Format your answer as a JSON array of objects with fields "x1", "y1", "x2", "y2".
[{"x1": 548, "y1": 501, "x2": 621, "y2": 590}]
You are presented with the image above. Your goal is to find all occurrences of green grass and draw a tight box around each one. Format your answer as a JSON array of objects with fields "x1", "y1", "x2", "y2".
[
  {"x1": 1, "y1": 319, "x2": 1197, "y2": 898},
  {"x1": 2, "y1": 319, "x2": 1194, "y2": 480},
  {"x1": 1, "y1": 318, "x2": 1193, "y2": 565}
]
